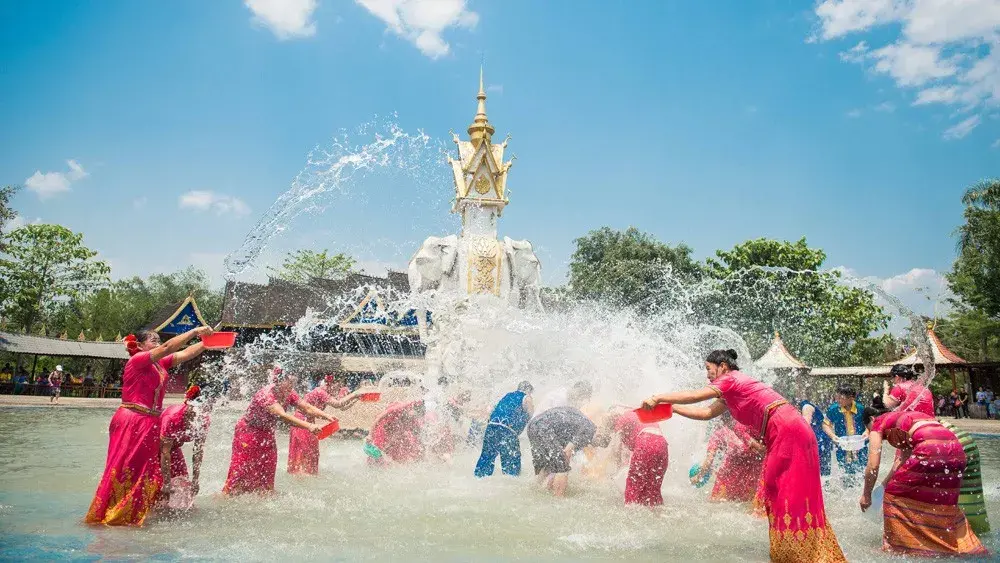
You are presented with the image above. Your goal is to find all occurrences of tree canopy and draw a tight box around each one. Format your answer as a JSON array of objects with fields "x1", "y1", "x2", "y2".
[
  {"x1": 704, "y1": 237, "x2": 889, "y2": 366},
  {"x1": 269, "y1": 249, "x2": 357, "y2": 283},
  {"x1": 0, "y1": 224, "x2": 110, "y2": 334},
  {"x1": 568, "y1": 227, "x2": 702, "y2": 314},
  {"x1": 948, "y1": 178, "x2": 1000, "y2": 317}
]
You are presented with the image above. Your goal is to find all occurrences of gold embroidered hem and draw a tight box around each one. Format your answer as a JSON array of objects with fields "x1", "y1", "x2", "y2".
[{"x1": 768, "y1": 522, "x2": 846, "y2": 563}]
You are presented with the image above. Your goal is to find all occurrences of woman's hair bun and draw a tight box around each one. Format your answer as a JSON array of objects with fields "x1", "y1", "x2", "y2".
[{"x1": 726, "y1": 349, "x2": 738, "y2": 360}]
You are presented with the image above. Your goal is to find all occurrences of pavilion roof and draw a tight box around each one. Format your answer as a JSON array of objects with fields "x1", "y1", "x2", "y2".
[
  {"x1": 886, "y1": 329, "x2": 967, "y2": 366},
  {"x1": 0, "y1": 331, "x2": 128, "y2": 360},
  {"x1": 754, "y1": 332, "x2": 807, "y2": 370}
]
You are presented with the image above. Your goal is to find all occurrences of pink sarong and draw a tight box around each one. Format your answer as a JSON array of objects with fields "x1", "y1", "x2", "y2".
[
  {"x1": 708, "y1": 422, "x2": 764, "y2": 503},
  {"x1": 710, "y1": 371, "x2": 845, "y2": 562},
  {"x1": 872, "y1": 411, "x2": 987, "y2": 556},
  {"x1": 223, "y1": 385, "x2": 299, "y2": 495},
  {"x1": 615, "y1": 412, "x2": 667, "y2": 506},
  {"x1": 369, "y1": 401, "x2": 424, "y2": 466},
  {"x1": 287, "y1": 386, "x2": 330, "y2": 475},
  {"x1": 85, "y1": 352, "x2": 172, "y2": 526}
]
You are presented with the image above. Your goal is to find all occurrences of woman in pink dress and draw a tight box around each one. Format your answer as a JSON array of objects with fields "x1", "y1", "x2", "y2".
[
  {"x1": 366, "y1": 400, "x2": 426, "y2": 466},
  {"x1": 287, "y1": 375, "x2": 362, "y2": 475},
  {"x1": 882, "y1": 364, "x2": 934, "y2": 416},
  {"x1": 695, "y1": 416, "x2": 765, "y2": 503},
  {"x1": 223, "y1": 369, "x2": 333, "y2": 495},
  {"x1": 160, "y1": 385, "x2": 213, "y2": 504},
  {"x1": 860, "y1": 408, "x2": 987, "y2": 556},
  {"x1": 613, "y1": 409, "x2": 668, "y2": 506},
  {"x1": 643, "y1": 349, "x2": 846, "y2": 562},
  {"x1": 85, "y1": 326, "x2": 213, "y2": 526}
]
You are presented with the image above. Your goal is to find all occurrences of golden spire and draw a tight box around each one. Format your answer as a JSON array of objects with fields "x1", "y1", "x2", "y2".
[{"x1": 467, "y1": 65, "x2": 495, "y2": 147}]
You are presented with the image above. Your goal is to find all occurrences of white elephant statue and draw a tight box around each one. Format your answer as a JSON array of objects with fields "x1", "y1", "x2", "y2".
[
  {"x1": 408, "y1": 235, "x2": 459, "y2": 293},
  {"x1": 503, "y1": 236, "x2": 543, "y2": 311}
]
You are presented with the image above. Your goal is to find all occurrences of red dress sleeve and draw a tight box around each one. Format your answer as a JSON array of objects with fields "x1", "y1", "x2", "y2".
[
  {"x1": 708, "y1": 374, "x2": 736, "y2": 399},
  {"x1": 889, "y1": 385, "x2": 906, "y2": 403},
  {"x1": 159, "y1": 354, "x2": 174, "y2": 371},
  {"x1": 287, "y1": 391, "x2": 301, "y2": 407},
  {"x1": 129, "y1": 351, "x2": 153, "y2": 370}
]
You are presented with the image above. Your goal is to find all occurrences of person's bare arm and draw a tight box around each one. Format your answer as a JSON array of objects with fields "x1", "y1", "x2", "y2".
[
  {"x1": 860, "y1": 432, "x2": 882, "y2": 511},
  {"x1": 672, "y1": 400, "x2": 728, "y2": 421},
  {"x1": 267, "y1": 403, "x2": 320, "y2": 431},
  {"x1": 644, "y1": 387, "x2": 720, "y2": 407}
]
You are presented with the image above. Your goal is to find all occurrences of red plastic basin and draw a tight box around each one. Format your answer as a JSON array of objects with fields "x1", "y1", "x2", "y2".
[
  {"x1": 359, "y1": 392, "x2": 382, "y2": 402},
  {"x1": 635, "y1": 403, "x2": 672, "y2": 423},
  {"x1": 201, "y1": 331, "x2": 237, "y2": 349},
  {"x1": 317, "y1": 419, "x2": 340, "y2": 440}
]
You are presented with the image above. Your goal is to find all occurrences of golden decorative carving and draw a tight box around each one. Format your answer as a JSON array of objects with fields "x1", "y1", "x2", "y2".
[
  {"x1": 474, "y1": 175, "x2": 491, "y2": 195},
  {"x1": 467, "y1": 237, "x2": 502, "y2": 295}
]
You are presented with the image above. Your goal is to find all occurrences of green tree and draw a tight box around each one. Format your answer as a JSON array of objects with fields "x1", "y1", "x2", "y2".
[
  {"x1": 934, "y1": 307, "x2": 1000, "y2": 363},
  {"x1": 50, "y1": 267, "x2": 222, "y2": 341},
  {"x1": 948, "y1": 178, "x2": 1000, "y2": 317},
  {"x1": 268, "y1": 249, "x2": 357, "y2": 283},
  {"x1": 0, "y1": 224, "x2": 110, "y2": 334},
  {"x1": 0, "y1": 185, "x2": 18, "y2": 251},
  {"x1": 704, "y1": 237, "x2": 889, "y2": 366},
  {"x1": 568, "y1": 227, "x2": 703, "y2": 314}
]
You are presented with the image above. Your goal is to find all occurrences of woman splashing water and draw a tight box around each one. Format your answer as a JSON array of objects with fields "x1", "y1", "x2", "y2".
[
  {"x1": 85, "y1": 326, "x2": 213, "y2": 526},
  {"x1": 287, "y1": 375, "x2": 362, "y2": 475},
  {"x1": 223, "y1": 368, "x2": 333, "y2": 495},
  {"x1": 860, "y1": 407, "x2": 987, "y2": 557},
  {"x1": 159, "y1": 384, "x2": 213, "y2": 509},
  {"x1": 643, "y1": 349, "x2": 846, "y2": 562}
]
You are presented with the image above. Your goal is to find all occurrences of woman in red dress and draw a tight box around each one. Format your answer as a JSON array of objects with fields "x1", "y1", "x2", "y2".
[
  {"x1": 159, "y1": 384, "x2": 213, "y2": 506},
  {"x1": 223, "y1": 369, "x2": 334, "y2": 495},
  {"x1": 85, "y1": 326, "x2": 213, "y2": 526},
  {"x1": 643, "y1": 349, "x2": 846, "y2": 562},
  {"x1": 694, "y1": 416, "x2": 765, "y2": 503},
  {"x1": 860, "y1": 408, "x2": 987, "y2": 556},
  {"x1": 612, "y1": 409, "x2": 669, "y2": 506},
  {"x1": 287, "y1": 375, "x2": 362, "y2": 475},
  {"x1": 366, "y1": 400, "x2": 427, "y2": 466}
]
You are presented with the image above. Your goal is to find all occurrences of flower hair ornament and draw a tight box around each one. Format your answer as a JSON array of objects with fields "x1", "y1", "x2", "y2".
[
  {"x1": 184, "y1": 385, "x2": 201, "y2": 402},
  {"x1": 123, "y1": 334, "x2": 140, "y2": 357}
]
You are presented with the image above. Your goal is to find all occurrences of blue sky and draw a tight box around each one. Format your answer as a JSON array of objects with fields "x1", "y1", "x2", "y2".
[{"x1": 1, "y1": 0, "x2": 997, "y2": 319}]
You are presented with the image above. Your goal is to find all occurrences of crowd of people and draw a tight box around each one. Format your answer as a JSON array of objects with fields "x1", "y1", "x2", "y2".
[{"x1": 82, "y1": 329, "x2": 993, "y2": 561}]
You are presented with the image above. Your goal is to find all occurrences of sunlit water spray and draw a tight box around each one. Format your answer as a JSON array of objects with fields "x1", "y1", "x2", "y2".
[{"x1": 141, "y1": 119, "x2": 992, "y2": 561}]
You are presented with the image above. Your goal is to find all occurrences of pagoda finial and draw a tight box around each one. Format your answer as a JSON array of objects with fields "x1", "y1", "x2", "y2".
[{"x1": 467, "y1": 65, "x2": 494, "y2": 147}]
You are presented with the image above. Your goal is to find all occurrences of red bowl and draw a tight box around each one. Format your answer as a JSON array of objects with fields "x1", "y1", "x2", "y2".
[
  {"x1": 635, "y1": 404, "x2": 672, "y2": 424},
  {"x1": 201, "y1": 331, "x2": 237, "y2": 349},
  {"x1": 359, "y1": 392, "x2": 382, "y2": 402},
  {"x1": 317, "y1": 419, "x2": 340, "y2": 440}
]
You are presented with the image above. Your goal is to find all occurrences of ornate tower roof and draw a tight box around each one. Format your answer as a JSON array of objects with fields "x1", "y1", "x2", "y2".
[
  {"x1": 448, "y1": 67, "x2": 514, "y2": 217},
  {"x1": 467, "y1": 66, "x2": 495, "y2": 147}
]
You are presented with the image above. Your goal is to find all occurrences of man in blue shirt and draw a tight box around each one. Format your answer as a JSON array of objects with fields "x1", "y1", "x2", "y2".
[
  {"x1": 474, "y1": 381, "x2": 534, "y2": 477},
  {"x1": 823, "y1": 385, "x2": 867, "y2": 485}
]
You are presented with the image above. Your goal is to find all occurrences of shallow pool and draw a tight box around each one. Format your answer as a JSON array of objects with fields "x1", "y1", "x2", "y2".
[{"x1": 1, "y1": 407, "x2": 998, "y2": 561}]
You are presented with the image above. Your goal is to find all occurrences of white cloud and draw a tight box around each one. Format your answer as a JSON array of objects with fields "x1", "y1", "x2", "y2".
[
  {"x1": 814, "y1": 0, "x2": 1000, "y2": 138},
  {"x1": 836, "y1": 266, "x2": 952, "y2": 334},
  {"x1": 874, "y1": 101, "x2": 896, "y2": 112},
  {"x1": 3, "y1": 214, "x2": 26, "y2": 233},
  {"x1": 355, "y1": 0, "x2": 478, "y2": 59},
  {"x1": 993, "y1": 138, "x2": 1000, "y2": 148},
  {"x1": 846, "y1": 108, "x2": 863, "y2": 118},
  {"x1": 943, "y1": 115, "x2": 981, "y2": 140},
  {"x1": 179, "y1": 191, "x2": 251, "y2": 217},
  {"x1": 132, "y1": 197, "x2": 148, "y2": 209},
  {"x1": 245, "y1": 0, "x2": 317, "y2": 39},
  {"x1": 23, "y1": 159, "x2": 88, "y2": 200}
]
